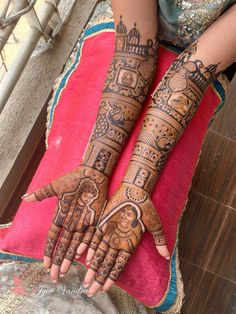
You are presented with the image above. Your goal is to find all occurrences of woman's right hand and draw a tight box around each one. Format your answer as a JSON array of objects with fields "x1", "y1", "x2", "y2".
[{"x1": 22, "y1": 165, "x2": 108, "y2": 283}]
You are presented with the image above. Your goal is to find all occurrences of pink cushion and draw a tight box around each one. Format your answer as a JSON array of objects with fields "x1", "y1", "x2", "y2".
[{"x1": 0, "y1": 22, "x2": 226, "y2": 310}]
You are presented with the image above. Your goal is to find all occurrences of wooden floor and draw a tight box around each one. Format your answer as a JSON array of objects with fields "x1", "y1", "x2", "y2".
[{"x1": 179, "y1": 75, "x2": 236, "y2": 313}]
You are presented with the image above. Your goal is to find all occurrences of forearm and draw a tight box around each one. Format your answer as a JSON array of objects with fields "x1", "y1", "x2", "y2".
[
  {"x1": 123, "y1": 4, "x2": 236, "y2": 194},
  {"x1": 81, "y1": 45, "x2": 157, "y2": 176},
  {"x1": 81, "y1": 0, "x2": 159, "y2": 177}
]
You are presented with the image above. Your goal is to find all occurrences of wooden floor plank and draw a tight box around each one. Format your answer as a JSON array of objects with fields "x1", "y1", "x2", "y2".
[
  {"x1": 179, "y1": 189, "x2": 229, "y2": 269},
  {"x1": 179, "y1": 258, "x2": 205, "y2": 313},
  {"x1": 189, "y1": 271, "x2": 236, "y2": 314},
  {"x1": 191, "y1": 130, "x2": 236, "y2": 206},
  {"x1": 210, "y1": 75, "x2": 236, "y2": 141},
  {"x1": 206, "y1": 209, "x2": 236, "y2": 283}
]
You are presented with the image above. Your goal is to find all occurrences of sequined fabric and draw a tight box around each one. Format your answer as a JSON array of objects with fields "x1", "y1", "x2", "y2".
[{"x1": 158, "y1": 0, "x2": 236, "y2": 48}]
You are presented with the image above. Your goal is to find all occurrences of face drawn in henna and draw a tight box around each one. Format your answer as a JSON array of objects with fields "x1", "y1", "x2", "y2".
[
  {"x1": 123, "y1": 41, "x2": 218, "y2": 194},
  {"x1": 91, "y1": 203, "x2": 145, "y2": 285},
  {"x1": 43, "y1": 167, "x2": 108, "y2": 266},
  {"x1": 89, "y1": 184, "x2": 167, "y2": 285},
  {"x1": 58, "y1": 177, "x2": 99, "y2": 232},
  {"x1": 99, "y1": 202, "x2": 145, "y2": 253}
]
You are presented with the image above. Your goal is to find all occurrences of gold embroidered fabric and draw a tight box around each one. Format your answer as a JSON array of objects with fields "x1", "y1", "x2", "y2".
[{"x1": 158, "y1": 0, "x2": 236, "y2": 48}]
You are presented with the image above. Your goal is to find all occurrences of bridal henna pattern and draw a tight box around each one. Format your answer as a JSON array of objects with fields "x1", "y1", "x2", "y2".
[
  {"x1": 86, "y1": 42, "x2": 219, "y2": 290},
  {"x1": 23, "y1": 17, "x2": 158, "y2": 277},
  {"x1": 82, "y1": 16, "x2": 158, "y2": 176},
  {"x1": 88, "y1": 185, "x2": 165, "y2": 286},
  {"x1": 124, "y1": 41, "x2": 219, "y2": 193},
  {"x1": 33, "y1": 166, "x2": 108, "y2": 267}
]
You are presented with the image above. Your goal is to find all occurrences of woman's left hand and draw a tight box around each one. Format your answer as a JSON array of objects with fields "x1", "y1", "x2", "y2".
[{"x1": 83, "y1": 183, "x2": 170, "y2": 297}]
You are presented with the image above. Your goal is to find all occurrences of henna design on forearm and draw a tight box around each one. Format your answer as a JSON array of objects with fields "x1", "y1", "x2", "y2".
[
  {"x1": 88, "y1": 42, "x2": 220, "y2": 286},
  {"x1": 82, "y1": 16, "x2": 158, "y2": 177},
  {"x1": 123, "y1": 42, "x2": 219, "y2": 194},
  {"x1": 38, "y1": 17, "x2": 159, "y2": 272}
]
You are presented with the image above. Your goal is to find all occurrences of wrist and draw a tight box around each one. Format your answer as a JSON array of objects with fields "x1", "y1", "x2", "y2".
[{"x1": 122, "y1": 163, "x2": 155, "y2": 195}]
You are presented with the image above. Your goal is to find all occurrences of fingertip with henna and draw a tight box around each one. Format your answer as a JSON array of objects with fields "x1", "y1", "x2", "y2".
[{"x1": 21, "y1": 193, "x2": 37, "y2": 202}]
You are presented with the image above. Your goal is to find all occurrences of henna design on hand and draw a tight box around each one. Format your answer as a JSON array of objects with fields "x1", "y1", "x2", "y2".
[
  {"x1": 33, "y1": 167, "x2": 108, "y2": 268},
  {"x1": 26, "y1": 17, "x2": 159, "y2": 277},
  {"x1": 64, "y1": 231, "x2": 84, "y2": 261},
  {"x1": 34, "y1": 183, "x2": 56, "y2": 201},
  {"x1": 89, "y1": 184, "x2": 166, "y2": 286},
  {"x1": 87, "y1": 41, "x2": 219, "y2": 288},
  {"x1": 44, "y1": 224, "x2": 62, "y2": 258}
]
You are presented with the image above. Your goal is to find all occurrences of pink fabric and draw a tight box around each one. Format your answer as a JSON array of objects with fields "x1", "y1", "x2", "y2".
[{"x1": 0, "y1": 32, "x2": 221, "y2": 306}]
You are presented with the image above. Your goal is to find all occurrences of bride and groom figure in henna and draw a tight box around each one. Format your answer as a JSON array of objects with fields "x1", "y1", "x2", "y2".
[{"x1": 22, "y1": 16, "x2": 218, "y2": 295}]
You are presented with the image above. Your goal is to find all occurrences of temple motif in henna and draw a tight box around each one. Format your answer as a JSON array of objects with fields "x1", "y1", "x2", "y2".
[
  {"x1": 124, "y1": 42, "x2": 218, "y2": 193},
  {"x1": 87, "y1": 42, "x2": 219, "y2": 286},
  {"x1": 37, "y1": 18, "x2": 158, "y2": 270},
  {"x1": 82, "y1": 16, "x2": 158, "y2": 176}
]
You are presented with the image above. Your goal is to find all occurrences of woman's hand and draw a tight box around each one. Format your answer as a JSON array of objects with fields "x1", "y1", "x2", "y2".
[
  {"x1": 83, "y1": 182, "x2": 170, "y2": 296},
  {"x1": 22, "y1": 166, "x2": 108, "y2": 282}
]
